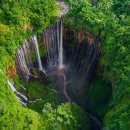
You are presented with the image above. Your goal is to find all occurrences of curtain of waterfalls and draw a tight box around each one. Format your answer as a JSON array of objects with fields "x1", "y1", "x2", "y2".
[
  {"x1": 42, "y1": 19, "x2": 64, "y2": 72},
  {"x1": 16, "y1": 19, "x2": 64, "y2": 82},
  {"x1": 16, "y1": 35, "x2": 46, "y2": 82},
  {"x1": 15, "y1": 17, "x2": 100, "y2": 105},
  {"x1": 15, "y1": 18, "x2": 69, "y2": 105}
]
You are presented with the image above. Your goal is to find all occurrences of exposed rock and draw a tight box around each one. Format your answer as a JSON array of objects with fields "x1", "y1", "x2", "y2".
[
  {"x1": 64, "y1": 27, "x2": 95, "y2": 44},
  {"x1": 6, "y1": 65, "x2": 16, "y2": 77}
]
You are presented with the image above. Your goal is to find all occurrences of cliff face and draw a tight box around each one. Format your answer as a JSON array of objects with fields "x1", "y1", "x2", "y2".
[
  {"x1": 63, "y1": 27, "x2": 101, "y2": 76},
  {"x1": 64, "y1": 27, "x2": 95, "y2": 44},
  {"x1": 63, "y1": 27, "x2": 100, "y2": 101}
]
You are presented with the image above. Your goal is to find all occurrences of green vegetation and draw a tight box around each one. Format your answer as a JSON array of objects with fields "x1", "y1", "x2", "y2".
[
  {"x1": 64, "y1": 0, "x2": 130, "y2": 129},
  {"x1": 0, "y1": 70, "x2": 90, "y2": 130},
  {"x1": 0, "y1": 0, "x2": 58, "y2": 70},
  {"x1": 0, "y1": 0, "x2": 129, "y2": 129},
  {"x1": 0, "y1": 0, "x2": 59, "y2": 128},
  {"x1": 0, "y1": 71, "x2": 42, "y2": 130},
  {"x1": 41, "y1": 102, "x2": 90, "y2": 130}
]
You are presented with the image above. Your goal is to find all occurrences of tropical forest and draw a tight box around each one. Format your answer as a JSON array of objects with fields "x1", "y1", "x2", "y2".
[{"x1": 0, "y1": 0, "x2": 129, "y2": 130}]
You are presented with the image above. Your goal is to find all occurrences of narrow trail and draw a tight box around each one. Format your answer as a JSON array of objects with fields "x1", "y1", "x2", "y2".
[{"x1": 58, "y1": 68, "x2": 71, "y2": 102}]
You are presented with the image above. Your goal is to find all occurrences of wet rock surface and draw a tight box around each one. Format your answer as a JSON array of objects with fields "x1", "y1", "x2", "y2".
[{"x1": 56, "y1": 1, "x2": 69, "y2": 17}]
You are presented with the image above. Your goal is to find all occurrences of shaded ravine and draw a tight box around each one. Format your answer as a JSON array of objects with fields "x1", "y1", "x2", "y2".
[{"x1": 63, "y1": 27, "x2": 102, "y2": 130}]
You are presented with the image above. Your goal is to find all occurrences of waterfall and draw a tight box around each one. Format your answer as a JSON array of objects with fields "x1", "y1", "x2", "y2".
[
  {"x1": 16, "y1": 20, "x2": 64, "y2": 77},
  {"x1": 17, "y1": 97, "x2": 27, "y2": 106},
  {"x1": 32, "y1": 35, "x2": 44, "y2": 72},
  {"x1": 16, "y1": 18, "x2": 70, "y2": 101},
  {"x1": 19, "y1": 84, "x2": 27, "y2": 91},
  {"x1": 7, "y1": 80, "x2": 27, "y2": 106},
  {"x1": 15, "y1": 0, "x2": 98, "y2": 102},
  {"x1": 29, "y1": 98, "x2": 42, "y2": 103},
  {"x1": 16, "y1": 17, "x2": 99, "y2": 103},
  {"x1": 58, "y1": 18, "x2": 64, "y2": 69},
  {"x1": 16, "y1": 1, "x2": 69, "y2": 80},
  {"x1": 7, "y1": 80, "x2": 44, "y2": 106},
  {"x1": 7, "y1": 80, "x2": 16, "y2": 92},
  {"x1": 13, "y1": 2, "x2": 102, "y2": 128},
  {"x1": 42, "y1": 19, "x2": 64, "y2": 72},
  {"x1": 16, "y1": 35, "x2": 46, "y2": 82}
]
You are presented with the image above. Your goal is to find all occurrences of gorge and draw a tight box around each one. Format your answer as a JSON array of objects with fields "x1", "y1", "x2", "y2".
[
  {"x1": 0, "y1": 0, "x2": 129, "y2": 130},
  {"x1": 8, "y1": 16, "x2": 102, "y2": 130}
]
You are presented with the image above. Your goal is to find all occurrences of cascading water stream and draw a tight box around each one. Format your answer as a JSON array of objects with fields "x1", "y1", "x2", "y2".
[
  {"x1": 42, "y1": 18, "x2": 70, "y2": 101},
  {"x1": 32, "y1": 35, "x2": 44, "y2": 72},
  {"x1": 7, "y1": 80, "x2": 43, "y2": 106},
  {"x1": 7, "y1": 80, "x2": 28, "y2": 106},
  {"x1": 58, "y1": 18, "x2": 64, "y2": 69},
  {"x1": 16, "y1": 35, "x2": 47, "y2": 82}
]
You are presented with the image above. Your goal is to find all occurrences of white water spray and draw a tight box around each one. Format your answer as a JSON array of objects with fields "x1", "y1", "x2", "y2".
[
  {"x1": 32, "y1": 35, "x2": 46, "y2": 74},
  {"x1": 58, "y1": 19, "x2": 64, "y2": 69},
  {"x1": 7, "y1": 80, "x2": 28, "y2": 106},
  {"x1": 32, "y1": 35, "x2": 42, "y2": 71}
]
